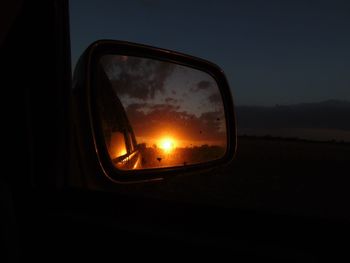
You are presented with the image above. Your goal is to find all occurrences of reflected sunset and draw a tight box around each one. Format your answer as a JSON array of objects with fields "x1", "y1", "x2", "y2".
[
  {"x1": 158, "y1": 137, "x2": 176, "y2": 153},
  {"x1": 99, "y1": 54, "x2": 227, "y2": 170}
]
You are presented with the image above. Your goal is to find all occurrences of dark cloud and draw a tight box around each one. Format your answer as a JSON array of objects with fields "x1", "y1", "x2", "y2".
[
  {"x1": 102, "y1": 56, "x2": 175, "y2": 100},
  {"x1": 165, "y1": 97, "x2": 178, "y2": 104},
  {"x1": 150, "y1": 103, "x2": 180, "y2": 111},
  {"x1": 208, "y1": 93, "x2": 222, "y2": 104},
  {"x1": 199, "y1": 111, "x2": 224, "y2": 131},
  {"x1": 125, "y1": 102, "x2": 148, "y2": 112},
  {"x1": 193, "y1": 80, "x2": 212, "y2": 92}
]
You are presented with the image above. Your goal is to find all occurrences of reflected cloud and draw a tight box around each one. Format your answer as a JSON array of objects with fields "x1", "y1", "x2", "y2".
[
  {"x1": 193, "y1": 80, "x2": 212, "y2": 92},
  {"x1": 208, "y1": 93, "x2": 222, "y2": 104},
  {"x1": 164, "y1": 97, "x2": 178, "y2": 104},
  {"x1": 101, "y1": 56, "x2": 175, "y2": 100}
]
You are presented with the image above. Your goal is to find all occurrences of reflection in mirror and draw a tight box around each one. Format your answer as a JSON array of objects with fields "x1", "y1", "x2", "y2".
[{"x1": 96, "y1": 55, "x2": 227, "y2": 170}]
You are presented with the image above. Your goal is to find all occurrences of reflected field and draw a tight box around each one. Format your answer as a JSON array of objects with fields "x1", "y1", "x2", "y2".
[{"x1": 137, "y1": 144, "x2": 225, "y2": 169}]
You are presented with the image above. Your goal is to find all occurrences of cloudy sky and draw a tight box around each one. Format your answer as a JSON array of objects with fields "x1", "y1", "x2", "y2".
[{"x1": 100, "y1": 55, "x2": 226, "y2": 147}]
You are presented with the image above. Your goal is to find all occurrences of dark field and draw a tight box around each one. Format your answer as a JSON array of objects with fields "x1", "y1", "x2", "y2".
[{"x1": 117, "y1": 136, "x2": 350, "y2": 221}]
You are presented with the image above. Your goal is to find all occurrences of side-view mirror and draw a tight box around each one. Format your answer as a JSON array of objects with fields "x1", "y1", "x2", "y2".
[{"x1": 73, "y1": 40, "x2": 236, "y2": 183}]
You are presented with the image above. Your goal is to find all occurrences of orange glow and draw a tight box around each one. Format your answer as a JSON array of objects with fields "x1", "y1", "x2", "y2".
[
  {"x1": 116, "y1": 148, "x2": 127, "y2": 158},
  {"x1": 158, "y1": 137, "x2": 176, "y2": 153},
  {"x1": 109, "y1": 132, "x2": 127, "y2": 159}
]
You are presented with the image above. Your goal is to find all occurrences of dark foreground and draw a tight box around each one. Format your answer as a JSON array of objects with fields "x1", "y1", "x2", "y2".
[
  {"x1": 12, "y1": 137, "x2": 350, "y2": 262},
  {"x1": 120, "y1": 136, "x2": 350, "y2": 220}
]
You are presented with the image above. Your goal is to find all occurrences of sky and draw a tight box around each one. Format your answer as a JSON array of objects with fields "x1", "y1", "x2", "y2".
[
  {"x1": 69, "y1": 0, "x2": 350, "y2": 106},
  {"x1": 100, "y1": 55, "x2": 226, "y2": 147}
]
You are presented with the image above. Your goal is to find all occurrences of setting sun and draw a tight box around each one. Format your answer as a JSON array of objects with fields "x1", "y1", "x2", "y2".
[{"x1": 159, "y1": 137, "x2": 176, "y2": 153}]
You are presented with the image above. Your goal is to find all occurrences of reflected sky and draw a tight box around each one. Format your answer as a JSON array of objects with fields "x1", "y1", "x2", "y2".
[{"x1": 100, "y1": 55, "x2": 226, "y2": 148}]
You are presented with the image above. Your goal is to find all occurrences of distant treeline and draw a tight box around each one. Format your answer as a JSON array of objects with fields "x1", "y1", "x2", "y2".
[
  {"x1": 238, "y1": 134, "x2": 350, "y2": 145},
  {"x1": 236, "y1": 100, "x2": 350, "y2": 131}
]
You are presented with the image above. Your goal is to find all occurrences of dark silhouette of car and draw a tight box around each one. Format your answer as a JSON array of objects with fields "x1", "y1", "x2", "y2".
[{"x1": 96, "y1": 64, "x2": 142, "y2": 170}]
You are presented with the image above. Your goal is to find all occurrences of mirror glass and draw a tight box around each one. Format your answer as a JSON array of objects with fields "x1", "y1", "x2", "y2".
[{"x1": 96, "y1": 55, "x2": 227, "y2": 170}]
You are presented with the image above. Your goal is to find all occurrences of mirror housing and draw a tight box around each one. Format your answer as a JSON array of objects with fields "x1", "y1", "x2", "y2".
[{"x1": 73, "y1": 40, "x2": 236, "y2": 184}]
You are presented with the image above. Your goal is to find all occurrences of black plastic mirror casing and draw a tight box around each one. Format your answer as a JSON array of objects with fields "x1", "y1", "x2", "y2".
[{"x1": 73, "y1": 40, "x2": 236, "y2": 185}]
